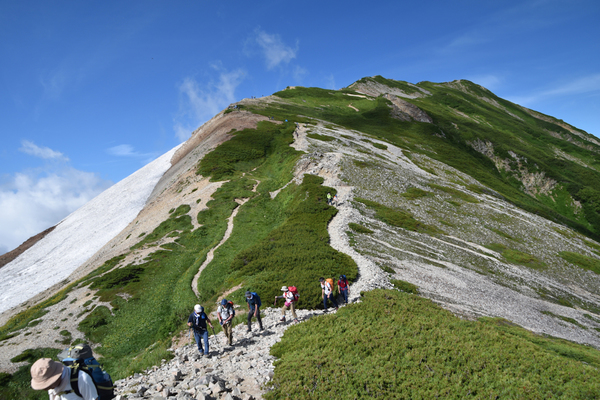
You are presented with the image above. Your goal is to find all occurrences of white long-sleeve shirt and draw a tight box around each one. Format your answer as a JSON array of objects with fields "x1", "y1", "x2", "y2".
[{"x1": 48, "y1": 367, "x2": 98, "y2": 400}]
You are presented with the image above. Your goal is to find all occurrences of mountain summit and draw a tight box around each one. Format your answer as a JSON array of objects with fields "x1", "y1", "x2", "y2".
[{"x1": 2, "y1": 76, "x2": 600, "y2": 398}]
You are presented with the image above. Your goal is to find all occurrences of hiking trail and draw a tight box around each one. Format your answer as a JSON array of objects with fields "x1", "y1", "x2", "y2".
[{"x1": 192, "y1": 179, "x2": 260, "y2": 298}]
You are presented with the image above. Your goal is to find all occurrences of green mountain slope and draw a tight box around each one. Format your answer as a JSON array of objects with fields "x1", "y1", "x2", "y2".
[{"x1": 2, "y1": 76, "x2": 600, "y2": 399}]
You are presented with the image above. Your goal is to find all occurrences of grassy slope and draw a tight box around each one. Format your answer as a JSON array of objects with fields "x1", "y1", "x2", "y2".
[
  {"x1": 266, "y1": 289, "x2": 600, "y2": 399},
  {"x1": 251, "y1": 81, "x2": 600, "y2": 242}
]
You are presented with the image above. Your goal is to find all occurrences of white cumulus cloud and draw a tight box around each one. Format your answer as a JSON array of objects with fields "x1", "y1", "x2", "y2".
[
  {"x1": 19, "y1": 140, "x2": 69, "y2": 161},
  {"x1": 0, "y1": 143, "x2": 113, "y2": 254},
  {"x1": 174, "y1": 67, "x2": 246, "y2": 141},
  {"x1": 253, "y1": 29, "x2": 298, "y2": 70}
]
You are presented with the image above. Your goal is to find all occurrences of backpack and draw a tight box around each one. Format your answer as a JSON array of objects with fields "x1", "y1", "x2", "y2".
[
  {"x1": 288, "y1": 286, "x2": 299, "y2": 302},
  {"x1": 251, "y1": 292, "x2": 262, "y2": 307},
  {"x1": 325, "y1": 278, "x2": 334, "y2": 291},
  {"x1": 219, "y1": 301, "x2": 235, "y2": 319},
  {"x1": 59, "y1": 344, "x2": 115, "y2": 400}
]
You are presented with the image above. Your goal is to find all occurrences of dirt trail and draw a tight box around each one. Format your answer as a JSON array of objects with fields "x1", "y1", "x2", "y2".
[{"x1": 192, "y1": 179, "x2": 260, "y2": 298}]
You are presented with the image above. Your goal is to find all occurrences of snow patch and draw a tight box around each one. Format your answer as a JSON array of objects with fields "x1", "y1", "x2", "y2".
[{"x1": 0, "y1": 145, "x2": 181, "y2": 314}]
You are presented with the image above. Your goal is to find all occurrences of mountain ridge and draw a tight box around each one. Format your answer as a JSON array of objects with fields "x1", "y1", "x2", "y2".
[{"x1": 2, "y1": 76, "x2": 600, "y2": 398}]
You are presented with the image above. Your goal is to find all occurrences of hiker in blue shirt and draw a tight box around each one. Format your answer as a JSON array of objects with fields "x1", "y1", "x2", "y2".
[
  {"x1": 187, "y1": 304, "x2": 214, "y2": 357},
  {"x1": 245, "y1": 291, "x2": 264, "y2": 332}
]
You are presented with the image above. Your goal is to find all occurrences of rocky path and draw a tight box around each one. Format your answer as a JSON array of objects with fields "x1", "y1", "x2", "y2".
[
  {"x1": 327, "y1": 188, "x2": 393, "y2": 300},
  {"x1": 114, "y1": 307, "x2": 334, "y2": 400}
]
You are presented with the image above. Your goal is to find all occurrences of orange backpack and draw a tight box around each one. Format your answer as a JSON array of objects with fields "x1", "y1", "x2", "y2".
[{"x1": 325, "y1": 278, "x2": 334, "y2": 291}]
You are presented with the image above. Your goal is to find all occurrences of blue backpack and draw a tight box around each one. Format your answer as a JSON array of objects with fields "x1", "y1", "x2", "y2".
[
  {"x1": 251, "y1": 292, "x2": 262, "y2": 307},
  {"x1": 59, "y1": 344, "x2": 115, "y2": 400}
]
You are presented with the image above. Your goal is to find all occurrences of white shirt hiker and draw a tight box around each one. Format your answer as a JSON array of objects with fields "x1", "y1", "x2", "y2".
[
  {"x1": 48, "y1": 367, "x2": 98, "y2": 400},
  {"x1": 321, "y1": 281, "x2": 333, "y2": 296}
]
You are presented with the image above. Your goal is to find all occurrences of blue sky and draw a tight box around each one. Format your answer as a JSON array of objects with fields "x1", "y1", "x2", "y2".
[{"x1": 1, "y1": 0, "x2": 599, "y2": 254}]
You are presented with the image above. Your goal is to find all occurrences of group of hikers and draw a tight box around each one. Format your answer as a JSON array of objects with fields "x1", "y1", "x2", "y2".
[
  {"x1": 326, "y1": 192, "x2": 339, "y2": 206},
  {"x1": 186, "y1": 275, "x2": 350, "y2": 357},
  {"x1": 30, "y1": 276, "x2": 350, "y2": 399}
]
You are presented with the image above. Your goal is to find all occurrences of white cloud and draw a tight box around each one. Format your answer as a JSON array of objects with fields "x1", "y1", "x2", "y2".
[
  {"x1": 107, "y1": 144, "x2": 137, "y2": 156},
  {"x1": 174, "y1": 68, "x2": 246, "y2": 141},
  {"x1": 467, "y1": 75, "x2": 502, "y2": 90},
  {"x1": 325, "y1": 74, "x2": 336, "y2": 90},
  {"x1": 19, "y1": 140, "x2": 69, "y2": 161},
  {"x1": 106, "y1": 144, "x2": 158, "y2": 164},
  {"x1": 293, "y1": 66, "x2": 309, "y2": 83},
  {"x1": 445, "y1": 32, "x2": 488, "y2": 51},
  {"x1": 542, "y1": 74, "x2": 600, "y2": 97},
  {"x1": 253, "y1": 29, "x2": 298, "y2": 70},
  {"x1": 39, "y1": 66, "x2": 69, "y2": 100},
  {"x1": 0, "y1": 167, "x2": 112, "y2": 254},
  {"x1": 508, "y1": 74, "x2": 600, "y2": 106}
]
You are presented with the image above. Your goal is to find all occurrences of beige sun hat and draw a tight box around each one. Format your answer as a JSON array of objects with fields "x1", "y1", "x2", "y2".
[
  {"x1": 30, "y1": 358, "x2": 63, "y2": 390},
  {"x1": 281, "y1": 286, "x2": 288, "y2": 291}
]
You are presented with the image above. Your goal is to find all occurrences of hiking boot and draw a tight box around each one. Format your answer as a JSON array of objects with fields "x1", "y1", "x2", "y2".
[
  {"x1": 279, "y1": 316, "x2": 286, "y2": 322},
  {"x1": 293, "y1": 319, "x2": 299, "y2": 323}
]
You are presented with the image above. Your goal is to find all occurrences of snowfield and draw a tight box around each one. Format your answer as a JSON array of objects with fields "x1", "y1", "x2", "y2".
[{"x1": 0, "y1": 146, "x2": 179, "y2": 315}]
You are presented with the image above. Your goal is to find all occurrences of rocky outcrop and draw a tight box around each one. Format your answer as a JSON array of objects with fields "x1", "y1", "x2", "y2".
[
  {"x1": 469, "y1": 138, "x2": 557, "y2": 196},
  {"x1": 384, "y1": 94, "x2": 433, "y2": 123},
  {"x1": 348, "y1": 79, "x2": 430, "y2": 99}
]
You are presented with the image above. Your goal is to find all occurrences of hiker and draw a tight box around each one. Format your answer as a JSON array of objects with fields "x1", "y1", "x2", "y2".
[
  {"x1": 337, "y1": 274, "x2": 349, "y2": 304},
  {"x1": 245, "y1": 291, "x2": 264, "y2": 332},
  {"x1": 326, "y1": 192, "x2": 332, "y2": 205},
  {"x1": 274, "y1": 286, "x2": 299, "y2": 323},
  {"x1": 332, "y1": 194, "x2": 339, "y2": 206},
  {"x1": 31, "y1": 358, "x2": 98, "y2": 399},
  {"x1": 187, "y1": 304, "x2": 214, "y2": 357},
  {"x1": 217, "y1": 299, "x2": 235, "y2": 346},
  {"x1": 320, "y1": 277, "x2": 338, "y2": 311}
]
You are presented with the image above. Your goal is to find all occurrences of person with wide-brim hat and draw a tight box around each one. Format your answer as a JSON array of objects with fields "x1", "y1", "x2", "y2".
[
  {"x1": 274, "y1": 286, "x2": 299, "y2": 323},
  {"x1": 31, "y1": 357, "x2": 98, "y2": 399}
]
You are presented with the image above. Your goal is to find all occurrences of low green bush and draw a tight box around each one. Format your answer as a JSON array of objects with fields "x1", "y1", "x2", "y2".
[
  {"x1": 380, "y1": 265, "x2": 394, "y2": 273},
  {"x1": 390, "y1": 279, "x2": 419, "y2": 294},
  {"x1": 348, "y1": 222, "x2": 373, "y2": 234},
  {"x1": 429, "y1": 183, "x2": 480, "y2": 203},
  {"x1": 307, "y1": 133, "x2": 335, "y2": 142},
  {"x1": 265, "y1": 290, "x2": 600, "y2": 399},
  {"x1": 486, "y1": 243, "x2": 545, "y2": 269},
  {"x1": 559, "y1": 251, "x2": 600, "y2": 274},
  {"x1": 401, "y1": 187, "x2": 432, "y2": 200},
  {"x1": 356, "y1": 198, "x2": 443, "y2": 235}
]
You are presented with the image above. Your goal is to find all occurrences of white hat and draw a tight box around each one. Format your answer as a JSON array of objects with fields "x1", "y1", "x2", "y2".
[
  {"x1": 281, "y1": 286, "x2": 288, "y2": 291},
  {"x1": 194, "y1": 304, "x2": 202, "y2": 313}
]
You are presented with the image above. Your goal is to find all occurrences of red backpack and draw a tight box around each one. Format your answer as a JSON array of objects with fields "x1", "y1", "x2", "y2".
[{"x1": 288, "y1": 286, "x2": 299, "y2": 302}]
